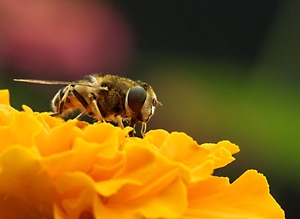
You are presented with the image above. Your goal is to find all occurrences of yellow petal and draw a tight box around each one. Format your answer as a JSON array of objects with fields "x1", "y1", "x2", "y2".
[
  {"x1": 80, "y1": 122, "x2": 129, "y2": 146},
  {"x1": 38, "y1": 113, "x2": 65, "y2": 129},
  {"x1": 0, "y1": 195, "x2": 40, "y2": 219},
  {"x1": 89, "y1": 151, "x2": 125, "y2": 182},
  {"x1": 98, "y1": 143, "x2": 189, "y2": 218},
  {"x1": 94, "y1": 178, "x2": 187, "y2": 219},
  {"x1": 184, "y1": 170, "x2": 285, "y2": 219},
  {"x1": 0, "y1": 104, "x2": 16, "y2": 126},
  {"x1": 41, "y1": 137, "x2": 113, "y2": 180},
  {"x1": 55, "y1": 172, "x2": 96, "y2": 219},
  {"x1": 22, "y1": 105, "x2": 34, "y2": 114},
  {"x1": 95, "y1": 141, "x2": 157, "y2": 196},
  {"x1": 54, "y1": 139, "x2": 189, "y2": 219},
  {"x1": 35, "y1": 120, "x2": 78, "y2": 156},
  {"x1": 80, "y1": 123, "x2": 126, "y2": 159},
  {"x1": 0, "y1": 89, "x2": 284, "y2": 219},
  {"x1": 144, "y1": 129, "x2": 169, "y2": 149},
  {"x1": 0, "y1": 146, "x2": 55, "y2": 219},
  {"x1": 159, "y1": 132, "x2": 210, "y2": 166},
  {"x1": 158, "y1": 138, "x2": 239, "y2": 183},
  {"x1": 137, "y1": 178, "x2": 187, "y2": 218},
  {"x1": 0, "y1": 111, "x2": 43, "y2": 151},
  {"x1": 0, "y1": 89, "x2": 10, "y2": 105},
  {"x1": 201, "y1": 140, "x2": 240, "y2": 169},
  {"x1": 53, "y1": 203, "x2": 68, "y2": 219}
]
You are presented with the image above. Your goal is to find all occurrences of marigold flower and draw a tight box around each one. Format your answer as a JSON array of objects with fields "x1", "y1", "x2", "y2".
[{"x1": 0, "y1": 89, "x2": 285, "y2": 219}]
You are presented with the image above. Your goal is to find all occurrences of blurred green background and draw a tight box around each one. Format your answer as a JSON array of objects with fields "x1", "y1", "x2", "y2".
[{"x1": 1, "y1": 0, "x2": 299, "y2": 217}]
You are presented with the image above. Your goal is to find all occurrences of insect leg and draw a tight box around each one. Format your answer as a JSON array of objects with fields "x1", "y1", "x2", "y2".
[
  {"x1": 128, "y1": 119, "x2": 137, "y2": 137},
  {"x1": 115, "y1": 115, "x2": 124, "y2": 129},
  {"x1": 141, "y1": 122, "x2": 147, "y2": 137},
  {"x1": 128, "y1": 124, "x2": 136, "y2": 137},
  {"x1": 50, "y1": 85, "x2": 73, "y2": 117},
  {"x1": 88, "y1": 94, "x2": 105, "y2": 123},
  {"x1": 71, "y1": 85, "x2": 108, "y2": 122},
  {"x1": 50, "y1": 112, "x2": 60, "y2": 117},
  {"x1": 75, "y1": 112, "x2": 85, "y2": 120}
]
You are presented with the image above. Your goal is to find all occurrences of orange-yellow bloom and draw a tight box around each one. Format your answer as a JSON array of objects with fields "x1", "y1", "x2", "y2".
[{"x1": 0, "y1": 89, "x2": 285, "y2": 219}]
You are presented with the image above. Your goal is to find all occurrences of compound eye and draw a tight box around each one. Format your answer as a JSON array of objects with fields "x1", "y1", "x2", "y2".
[{"x1": 127, "y1": 86, "x2": 147, "y2": 113}]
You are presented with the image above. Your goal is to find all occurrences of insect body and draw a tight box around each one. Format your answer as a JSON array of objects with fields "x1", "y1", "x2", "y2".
[{"x1": 14, "y1": 74, "x2": 161, "y2": 136}]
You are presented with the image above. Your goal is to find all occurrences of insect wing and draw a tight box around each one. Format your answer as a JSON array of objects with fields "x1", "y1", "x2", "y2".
[
  {"x1": 14, "y1": 79, "x2": 98, "y2": 87},
  {"x1": 14, "y1": 79, "x2": 73, "y2": 85}
]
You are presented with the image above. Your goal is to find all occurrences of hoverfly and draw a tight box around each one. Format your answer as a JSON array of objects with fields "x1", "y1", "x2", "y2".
[{"x1": 14, "y1": 74, "x2": 161, "y2": 137}]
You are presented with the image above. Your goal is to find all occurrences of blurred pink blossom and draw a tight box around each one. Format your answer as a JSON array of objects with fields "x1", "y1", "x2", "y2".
[{"x1": 0, "y1": 0, "x2": 135, "y2": 79}]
